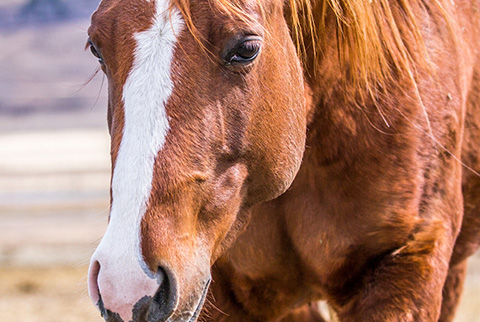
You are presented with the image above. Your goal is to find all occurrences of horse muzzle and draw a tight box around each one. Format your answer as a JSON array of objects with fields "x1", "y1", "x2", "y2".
[{"x1": 88, "y1": 250, "x2": 211, "y2": 322}]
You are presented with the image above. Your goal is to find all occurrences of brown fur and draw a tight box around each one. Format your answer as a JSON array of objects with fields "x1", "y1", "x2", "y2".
[{"x1": 87, "y1": 0, "x2": 480, "y2": 321}]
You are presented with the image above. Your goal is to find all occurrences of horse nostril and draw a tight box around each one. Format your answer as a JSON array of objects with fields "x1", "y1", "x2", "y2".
[
  {"x1": 88, "y1": 260, "x2": 101, "y2": 305},
  {"x1": 88, "y1": 260, "x2": 118, "y2": 321},
  {"x1": 146, "y1": 266, "x2": 177, "y2": 322}
]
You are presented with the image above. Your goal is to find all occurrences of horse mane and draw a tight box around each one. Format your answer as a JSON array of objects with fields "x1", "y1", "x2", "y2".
[{"x1": 172, "y1": 0, "x2": 454, "y2": 95}]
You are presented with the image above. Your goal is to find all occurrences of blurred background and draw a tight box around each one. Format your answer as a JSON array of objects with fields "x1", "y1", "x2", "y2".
[
  {"x1": 0, "y1": 0, "x2": 478, "y2": 321},
  {"x1": 0, "y1": 0, "x2": 108, "y2": 321}
]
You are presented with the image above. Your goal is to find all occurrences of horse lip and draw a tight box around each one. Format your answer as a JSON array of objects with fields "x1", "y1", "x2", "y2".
[{"x1": 97, "y1": 295, "x2": 124, "y2": 322}]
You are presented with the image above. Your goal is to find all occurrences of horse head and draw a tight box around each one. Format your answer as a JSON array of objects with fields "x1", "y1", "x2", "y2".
[{"x1": 86, "y1": 0, "x2": 307, "y2": 321}]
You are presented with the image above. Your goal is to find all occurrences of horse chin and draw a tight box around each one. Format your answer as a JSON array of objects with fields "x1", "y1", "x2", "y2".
[{"x1": 168, "y1": 278, "x2": 211, "y2": 322}]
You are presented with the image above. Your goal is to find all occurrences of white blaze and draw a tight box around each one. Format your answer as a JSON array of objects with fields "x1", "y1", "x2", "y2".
[{"x1": 88, "y1": 1, "x2": 184, "y2": 321}]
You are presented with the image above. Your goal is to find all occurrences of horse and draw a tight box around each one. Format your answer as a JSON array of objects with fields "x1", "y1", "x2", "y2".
[{"x1": 85, "y1": 0, "x2": 480, "y2": 321}]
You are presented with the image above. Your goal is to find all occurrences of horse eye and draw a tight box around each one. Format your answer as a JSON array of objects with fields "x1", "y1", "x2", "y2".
[
  {"x1": 90, "y1": 45, "x2": 100, "y2": 59},
  {"x1": 225, "y1": 37, "x2": 262, "y2": 65},
  {"x1": 88, "y1": 39, "x2": 104, "y2": 65}
]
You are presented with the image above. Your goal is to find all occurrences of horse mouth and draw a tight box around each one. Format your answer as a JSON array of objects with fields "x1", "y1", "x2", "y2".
[{"x1": 97, "y1": 278, "x2": 211, "y2": 322}]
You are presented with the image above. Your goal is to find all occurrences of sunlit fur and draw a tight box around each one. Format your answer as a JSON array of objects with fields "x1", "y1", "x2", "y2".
[
  {"x1": 173, "y1": 0, "x2": 455, "y2": 96},
  {"x1": 87, "y1": 0, "x2": 480, "y2": 321}
]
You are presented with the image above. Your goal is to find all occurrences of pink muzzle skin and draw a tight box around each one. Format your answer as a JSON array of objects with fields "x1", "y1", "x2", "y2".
[{"x1": 88, "y1": 247, "x2": 167, "y2": 322}]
